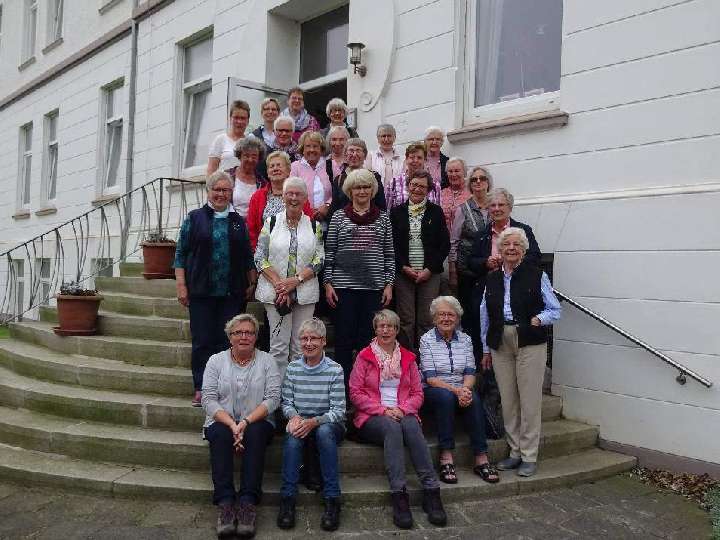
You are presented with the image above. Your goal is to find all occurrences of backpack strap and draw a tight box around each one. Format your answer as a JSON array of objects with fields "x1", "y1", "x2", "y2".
[
  {"x1": 270, "y1": 214, "x2": 277, "y2": 233},
  {"x1": 464, "y1": 200, "x2": 479, "y2": 232}
]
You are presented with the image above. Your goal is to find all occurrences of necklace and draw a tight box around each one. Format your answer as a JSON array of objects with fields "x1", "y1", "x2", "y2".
[{"x1": 231, "y1": 348, "x2": 254, "y2": 367}]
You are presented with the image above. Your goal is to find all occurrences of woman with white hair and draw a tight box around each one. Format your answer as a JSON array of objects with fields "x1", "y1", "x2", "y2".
[
  {"x1": 324, "y1": 125, "x2": 349, "y2": 180},
  {"x1": 329, "y1": 138, "x2": 386, "y2": 216},
  {"x1": 291, "y1": 131, "x2": 333, "y2": 230},
  {"x1": 321, "y1": 97, "x2": 358, "y2": 140},
  {"x1": 424, "y1": 126, "x2": 450, "y2": 189},
  {"x1": 480, "y1": 227, "x2": 561, "y2": 477},
  {"x1": 366, "y1": 124, "x2": 404, "y2": 190},
  {"x1": 439, "y1": 157, "x2": 471, "y2": 232},
  {"x1": 419, "y1": 296, "x2": 499, "y2": 485},
  {"x1": 254, "y1": 176, "x2": 324, "y2": 380},
  {"x1": 231, "y1": 136, "x2": 266, "y2": 217}
]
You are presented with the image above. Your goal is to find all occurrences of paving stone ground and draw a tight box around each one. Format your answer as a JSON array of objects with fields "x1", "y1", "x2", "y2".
[{"x1": 0, "y1": 474, "x2": 711, "y2": 539}]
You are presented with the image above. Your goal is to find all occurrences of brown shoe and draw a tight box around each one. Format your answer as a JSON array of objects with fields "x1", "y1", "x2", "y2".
[{"x1": 235, "y1": 501, "x2": 257, "y2": 538}]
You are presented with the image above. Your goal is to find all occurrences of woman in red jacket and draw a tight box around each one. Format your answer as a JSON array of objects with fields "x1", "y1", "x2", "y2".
[{"x1": 349, "y1": 309, "x2": 446, "y2": 530}]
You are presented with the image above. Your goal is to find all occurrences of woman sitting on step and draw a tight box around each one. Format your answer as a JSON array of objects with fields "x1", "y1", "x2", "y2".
[
  {"x1": 480, "y1": 227, "x2": 561, "y2": 478},
  {"x1": 201, "y1": 313, "x2": 281, "y2": 539},
  {"x1": 349, "y1": 309, "x2": 447, "y2": 530}
]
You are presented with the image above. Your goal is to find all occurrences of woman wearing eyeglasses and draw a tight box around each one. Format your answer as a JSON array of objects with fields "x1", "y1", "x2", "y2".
[
  {"x1": 202, "y1": 313, "x2": 281, "y2": 538},
  {"x1": 174, "y1": 171, "x2": 257, "y2": 407}
]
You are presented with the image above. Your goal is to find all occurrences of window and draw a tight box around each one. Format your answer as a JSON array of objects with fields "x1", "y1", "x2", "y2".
[
  {"x1": 35, "y1": 258, "x2": 51, "y2": 306},
  {"x1": 11, "y1": 260, "x2": 25, "y2": 321},
  {"x1": 22, "y1": 0, "x2": 38, "y2": 62},
  {"x1": 46, "y1": 0, "x2": 63, "y2": 44},
  {"x1": 467, "y1": 0, "x2": 562, "y2": 121},
  {"x1": 43, "y1": 111, "x2": 59, "y2": 202},
  {"x1": 99, "y1": 81, "x2": 123, "y2": 190},
  {"x1": 300, "y1": 6, "x2": 349, "y2": 84},
  {"x1": 18, "y1": 123, "x2": 33, "y2": 208},
  {"x1": 180, "y1": 35, "x2": 213, "y2": 171}
]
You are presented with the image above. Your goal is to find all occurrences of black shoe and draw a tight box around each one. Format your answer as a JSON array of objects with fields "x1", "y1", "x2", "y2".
[
  {"x1": 391, "y1": 490, "x2": 413, "y2": 529},
  {"x1": 276, "y1": 496, "x2": 296, "y2": 530},
  {"x1": 320, "y1": 496, "x2": 341, "y2": 531},
  {"x1": 216, "y1": 502, "x2": 236, "y2": 538},
  {"x1": 421, "y1": 488, "x2": 447, "y2": 526}
]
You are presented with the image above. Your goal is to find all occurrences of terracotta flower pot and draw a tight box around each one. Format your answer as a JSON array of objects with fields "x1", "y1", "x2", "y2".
[
  {"x1": 141, "y1": 241, "x2": 176, "y2": 280},
  {"x1": 54, "y1": 294, "x2": 103, "y2": 336}
]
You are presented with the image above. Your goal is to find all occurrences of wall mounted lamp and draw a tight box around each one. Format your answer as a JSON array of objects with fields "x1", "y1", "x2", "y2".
[{"x1": 347, "y1": 42, "x2": 367, "y2": 77}]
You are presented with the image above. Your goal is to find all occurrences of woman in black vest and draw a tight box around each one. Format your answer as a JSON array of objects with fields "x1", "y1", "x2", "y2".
[
  {"x1": 479, "y1": 227, "x2": 561, "y2": 477},
  {"x1": 175, "y1": 171, "x2": 258, "y2": 406}
]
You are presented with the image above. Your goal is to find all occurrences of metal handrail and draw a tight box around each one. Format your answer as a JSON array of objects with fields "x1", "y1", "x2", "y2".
[{"x1": 554, "y1": 289, "x2": 713, "y2": 388}]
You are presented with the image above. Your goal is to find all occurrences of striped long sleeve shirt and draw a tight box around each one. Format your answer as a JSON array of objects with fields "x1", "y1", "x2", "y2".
[{"x1": 281, "y1": 355, "x2": 346, "y2": 425}]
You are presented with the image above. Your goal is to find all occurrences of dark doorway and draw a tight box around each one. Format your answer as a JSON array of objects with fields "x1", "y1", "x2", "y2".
[{"x1": 303, "y1": 79, "x2": 347, "y2": 129}]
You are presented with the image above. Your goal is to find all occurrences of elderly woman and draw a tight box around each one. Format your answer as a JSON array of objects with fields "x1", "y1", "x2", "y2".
[
  {"x1": 390, "y1": 170, "x2": 450, "y2": 351},
  {"x1": 349, "y1": 309, "x2": 446, "y2": 529},
  {"x1": 480, "y1": 228, "x2": 561, "y2": 477},
  {"x1": 324, "y1": 168, "x2": 395, "y2": 389},
  {"x1": 450, "y1": 166, "x2": 492, "y2": 348},
  {"x1": 439, "y1": 157, "x2": 471, "y2": 232},
  {"x1": 202, "y1": 313, "x2": 281, "y2": 538},
  {"x1": 207, "y1": 100, "x2": 250, "y2": 175},
  {"x1": 258, "y1": 116, "x2": 299, "y2": 180},
  {"x1": 366, "y1": 124, "x2": 404, "y2": 189},
  {"x1": 330, "y1": 139, "x2": 385, "y2": 215},
  {"x1": 247, "y1": 151, "x2": 312, "y2": 250},
  {"x1": 254, "y1": 176, "x2": 324, "y2": 380},
  {"x1": 419, "y1": 296, "x2": 498, "y2": 485},
  {"x1": 231, "y1": 136, "x2": 266, "y2": 217},
  {"x1": 174, "y1": 171, "x2": 257, "y2": 406},
  {"x1": 321, "y1": 98, "x2": 359, "y2": 140},
  {"x1": 424, "y1": 126, "x2": 450, "y2": 190},
  {"x1": 386, "y1": 142, "x2": 440, "y2": 211},
  {"x1": 325, "y1": 125, "x2": 349, "y2": 180},
  {"x1": 252, "y1": 97, "x2": 281, "y2": 148},
  {"x1": 290, "y1": 131, "x2": 332, "y2": 229},
  {"x1": 282, "y1": 87, "x2": 320, "y2": 143}
]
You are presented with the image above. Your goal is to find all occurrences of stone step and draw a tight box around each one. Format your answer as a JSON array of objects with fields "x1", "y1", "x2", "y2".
[
  {"x1": 0, "y1": 404, "x2": 582, "y2": 472},
  {"x1": 0, "y1": 339, "x2": 191, "y2": 396},
  {"x1": 9, "y1": 321, "x2": 191, "y2": 368},
  {"x1": 0, "y1": 442, "x2": 636, "y2": 503},
  {"x1": 101, "y1": 291, "x2": 190, "y2": 319},
  {"x1": 0, "y1": 365, "x2": 202, "y2": 430},
  {"x1": 96, "y1": 276, "x2": 177, "y2": 298},
  {"x1": 119, "y1": 262, "x2": 144, "y2": 277}
]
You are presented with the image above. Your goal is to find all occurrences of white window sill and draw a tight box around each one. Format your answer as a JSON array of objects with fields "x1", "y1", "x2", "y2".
[
  {"x1": 91, "y1": 194, "x2": 121, "y2": 207},
  {"x1": 18, "y1": 56, "x2": 36, "y2": 72},
  {"x1": 448, "y1": 110, "x2": 569, "y2": 144},
  {"x1": 12, "y1": 210, "x2": 31, "y2": 220},
  {"x1": 35, "y1": 206, "x2": 58, "y2": 216},
  {"x1": 42, "y1": 38, "x2": 64, "y2": 55}
]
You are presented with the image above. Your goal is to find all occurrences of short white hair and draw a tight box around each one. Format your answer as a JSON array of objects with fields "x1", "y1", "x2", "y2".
[
  {"x1": 429, "y1": 296, "x2": 463, "y2": 318},
  {"x1": 283, "y1": 176, "x2": 307, "y2": 196},
  {"x1": 326, "y1": 97, "x2": 348, "y2": 117},
  {"x1": 446, "y1": 156, "x2": 466, "y2": 173},
  {"x1": 327, "y1": 125, "x2": 350, "y2": 139},
  {"x1": 274, "y1": 115, "x2": 295, "y2": 131},
  {"x1": 299, "y1": 317, "x2": 327, "y2": 338},
  {"x1": 424, "y1": 126, "x2": 445, "y2": 139},
  {"x1": 225, "y1": 313, "x2": 260, "y2": 337},
  {"x1": 206, "y1": 170, "x2": 232, "y2": 191},
  {"x1": 496, "y1": 227, "x2": 529, "y2": 252},
  {"x1": 487, "y1": 187, "x2": 514, "y2": 208}
]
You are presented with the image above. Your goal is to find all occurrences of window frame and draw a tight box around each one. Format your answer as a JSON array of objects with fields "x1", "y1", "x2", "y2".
[
  {"x1": 18, "y1": 122, "x2": 33, "y2": 210},
  {"x1": 21, "y1": 0, "x2": 38, "y2": 63},
  {"x1": 46, "y1": 0, "x2": 64, "y2": 45},
  {"x1": 97, "y1": 79, "x2": 124, "y2": 195},
  {"x1": 463, "y1": 0, "x2": 562, "y2": 126},
  {"x1": 35, "y1": 257, "x2": 51, "y2": 306},
  {"x1": 41, "y1": 109, "x2": 59, "y2": 205}
]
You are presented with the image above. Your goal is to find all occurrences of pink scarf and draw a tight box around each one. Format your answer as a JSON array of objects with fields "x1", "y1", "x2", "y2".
[{"x1": 370, "y1": 338, "x2": 402, "y2": 381}]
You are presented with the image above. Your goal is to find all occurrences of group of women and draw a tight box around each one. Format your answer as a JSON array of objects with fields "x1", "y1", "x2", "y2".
[{"x1": 174, "y1": 88, "x2": 562, "y2": 538}]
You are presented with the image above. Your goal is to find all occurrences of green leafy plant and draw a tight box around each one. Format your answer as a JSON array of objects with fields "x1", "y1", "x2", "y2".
[
  {"x1": 59, "y1": 282, "x2": 98, "y2": 296},
  {"x1": 144, "y1": 231, "x2": 175, "y2": 244},
  {"x1": 708, "y1": 486, "x2": 720, "y2": 540}
]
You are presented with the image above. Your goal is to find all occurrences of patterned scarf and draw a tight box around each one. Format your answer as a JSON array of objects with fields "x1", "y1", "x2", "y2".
[
  {"x1": 408, "y1": 198, "x2": 427, "y2": 218},
  {"x1": 370, "y1": 337, "x2": 402, "y2": 381},
  {"x1": 282, "y1": 107, "x2": 312, "y2": 131}
]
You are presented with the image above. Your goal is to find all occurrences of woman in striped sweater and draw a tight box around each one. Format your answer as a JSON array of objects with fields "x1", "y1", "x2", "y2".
[{"x1": 324, "y1": 168, "x2": 396, "y2": 390}]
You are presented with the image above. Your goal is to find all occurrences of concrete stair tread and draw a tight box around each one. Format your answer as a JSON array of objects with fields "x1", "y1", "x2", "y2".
[{"x1": 0, "y1": 442, "x2": 635, "y2": 502}]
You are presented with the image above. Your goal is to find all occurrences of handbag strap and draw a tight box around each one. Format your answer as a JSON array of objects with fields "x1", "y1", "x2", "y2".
[{"x1": 464, "y1": 201, "x2": 479, "y2": 232}]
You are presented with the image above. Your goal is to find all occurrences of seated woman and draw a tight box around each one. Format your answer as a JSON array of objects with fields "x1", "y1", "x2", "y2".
[
  {"x1": 202, "y1": 313, "x2": 281, "y2": 539},
  {"x1": 419, "y1": 296, "x2": 499, "y2": 485},
  {"x1": 349, "y1": 309, "x2": 446, "y2": 529},
  {"x1": 480, "y1": 227, "x2": 561, "y2": 477}
]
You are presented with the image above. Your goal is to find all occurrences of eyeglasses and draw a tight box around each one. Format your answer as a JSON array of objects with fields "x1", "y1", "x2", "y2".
[
  {"x1": 276, "y1": 128, "x2": 292, "y2": 133},
  {"x1": 229, "y1": 330, "x2": 255, "y2": 338},
  {"x1": 351, "y1": 185, "x2": 372, "y2": 191},
  {"x1": 470, "y1": 176, "x2": 489, "y2": 183},
  {"x1": 408, "y1": 182, "x2": 429, "y2": 191},
  {"x1": 436, "y1": 311, "x2": 458, "y2": 319},
  {"x1": 211, "y1": 188, "x2": 232, "y2": 194},
  {"x1": 300, "y1": 335, "x2": 323, "y2": 343}
]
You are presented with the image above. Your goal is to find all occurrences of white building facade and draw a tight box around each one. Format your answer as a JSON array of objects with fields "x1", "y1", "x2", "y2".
[{"x1": 0, "y1": 0, "x2": 718, "y2": 472}]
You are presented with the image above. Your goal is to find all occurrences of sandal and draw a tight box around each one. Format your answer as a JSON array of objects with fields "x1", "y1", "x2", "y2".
[
  {"x1": 473, "y1": 462, "x2": 500, "y2": 484},
  {"x1": 438, "y1": 462, "x2": 458, "y2": 484}
]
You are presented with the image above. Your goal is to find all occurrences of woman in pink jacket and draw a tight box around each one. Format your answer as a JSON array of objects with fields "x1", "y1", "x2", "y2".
[
  {"x1": 349, "y1": 309, "x2": 446, "y2": 530},
  {"x1": 290, "y1": 131, "x2": 332, "y2": 231}
]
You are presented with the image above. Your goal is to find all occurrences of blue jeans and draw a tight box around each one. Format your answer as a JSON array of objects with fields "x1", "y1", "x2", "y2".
[
  {"x1": 281, "y1": 422, "x2": 344, "y2": 499},
  {"x1": 423, "y1": 386, "x2": 488, "y2": 455}
]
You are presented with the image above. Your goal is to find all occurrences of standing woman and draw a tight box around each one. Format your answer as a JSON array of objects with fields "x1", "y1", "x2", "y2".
[
  {"x1": 386, "y1": 142, "x2": 436, "y2": 211},
  {"x1": 324, "y1": 169, "x2": 395, "y2": 389},
  {"x1": 252, "y1": 97, "x2": 281, "y2": 149},
  {"x1": 282, "y1": 87, "x2": 320, "y2": 143},
  {"x1": 202, "y1": 314, "x2": 281, "y2": 538},
  {"x1": 254, "y1": 177, "x2": 324, "y2": 380},
  {"x1": 320, "y1": 98, "x2": 358, "y2": 140},
  {"x1": 424, "y1": 126, "x2": 450, "y2": 190},
  {"x1": 480, "y1": 227, "x2": 561, "y2": 477},
  {"x1": 330, "y1": 139, "x2": 386, "y2": 215},
  {"x1": 207, "y1": 100, "x2": 250, "y2": 175},
  {"x1": 231, "y1": 136, "x2": 266, "y2": 218},
  {"x1": 325, "y1": 125, "x2": 349, "y2": 180},
  {"x1": 291, "y1": 131, "x2": 332, "y2": 231},
  {"x1": 366, "y1": 124, "x2": 404, "y2": 190},
  {"x1": 174, "y1": 171, "x2": 257, "y2": 406},
  {"x1": 390, "y1": 170, "x2": 450, "y2": 351},
  {"x1": 439, "y1": 157, "x2": 471, "y2": 232}
]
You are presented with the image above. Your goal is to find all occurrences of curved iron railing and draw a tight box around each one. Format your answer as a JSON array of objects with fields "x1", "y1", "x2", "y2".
[
  {"x1": 0, "y1": 177, "x2": 205, "y2": 324},
  {"x1": 554, "y1": 289, "x2": 713, "y2": 388}
]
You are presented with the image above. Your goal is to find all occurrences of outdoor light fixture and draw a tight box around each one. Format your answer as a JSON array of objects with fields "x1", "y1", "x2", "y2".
[{"x1": 347, "y1": 42, "x2": 367, "y2": 77}]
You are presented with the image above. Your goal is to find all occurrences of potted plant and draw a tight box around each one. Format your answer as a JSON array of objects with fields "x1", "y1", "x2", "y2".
[
  {"x1": 54, "y1": 283, "x2": 103, "y2": 336},
  {"x1": 141, "y1": 231, "x2": 176, "y2": 279}
]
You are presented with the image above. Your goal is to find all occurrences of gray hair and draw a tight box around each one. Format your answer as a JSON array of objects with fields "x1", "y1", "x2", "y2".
[
  {"x1": 225, "y1": 313, "x2": 260, "y2": 337},
  {"x1": 234, "y1": 135, "x2": 266, "y2": 161},
  {"x1": 376, "y1": 123, "x2": 396, "y2": 137},
  {"x1": 299, "y1": 317, "x2": 327, "y2": 339},
  {"x1": 345, "y1": 137, "x2": 368, "y2": 156},
  {"x1": 487, "y1": 187, "x2": 514, "y2": 208},
  {"x1": 326, "y1": 97, "x2": 348, "y2": 117},
  {"x1": 466, "y1": 166, "x2": 493, "y2": 191},
  {"x1": 342, "y1": 168, "x2": 378, "y2": 198},
  {"x1": 496, "y1": 227, "x2": 529, "y2": 252},
  {"x1": 206, "y1": 170, "x2": 232, "y2": 191},
  {"x1": 283, "y1": 176, "x2": 307, "y2": 196},
  {"x1": 429, "y1": 296, "x2": 464, "y2": 318},
  {"x1": 274, "y1": 115, "x2": 295, "y2": 131},
  {"x1": 424, "y1": 125, "x2": 445, "y2": 139},
  {"x1": 266, "y1": 150, "x2": 292, "y2": 170},
  {"x1": 327, "y1": 125, "x2": 350, "y2": 140},
  {"x1": 373, "y1": 309, "x2": 400, "y2": 331},
  {"x1": 446, "y1": 156, "x2": 467, "y2": 173}
]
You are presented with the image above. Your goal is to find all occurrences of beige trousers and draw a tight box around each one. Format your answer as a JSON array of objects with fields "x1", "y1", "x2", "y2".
[
  {"x1": 491, "y1": 325, "x2": 547, "y2": 463},
  {"x1": 394, "y1": 272, "x2": 443, "y2": 351}
]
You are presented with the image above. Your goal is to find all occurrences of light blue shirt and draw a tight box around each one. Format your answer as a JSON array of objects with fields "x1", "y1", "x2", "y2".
[{"x1": 479, "y1": 269, "x2": 561, "y2": 353}]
